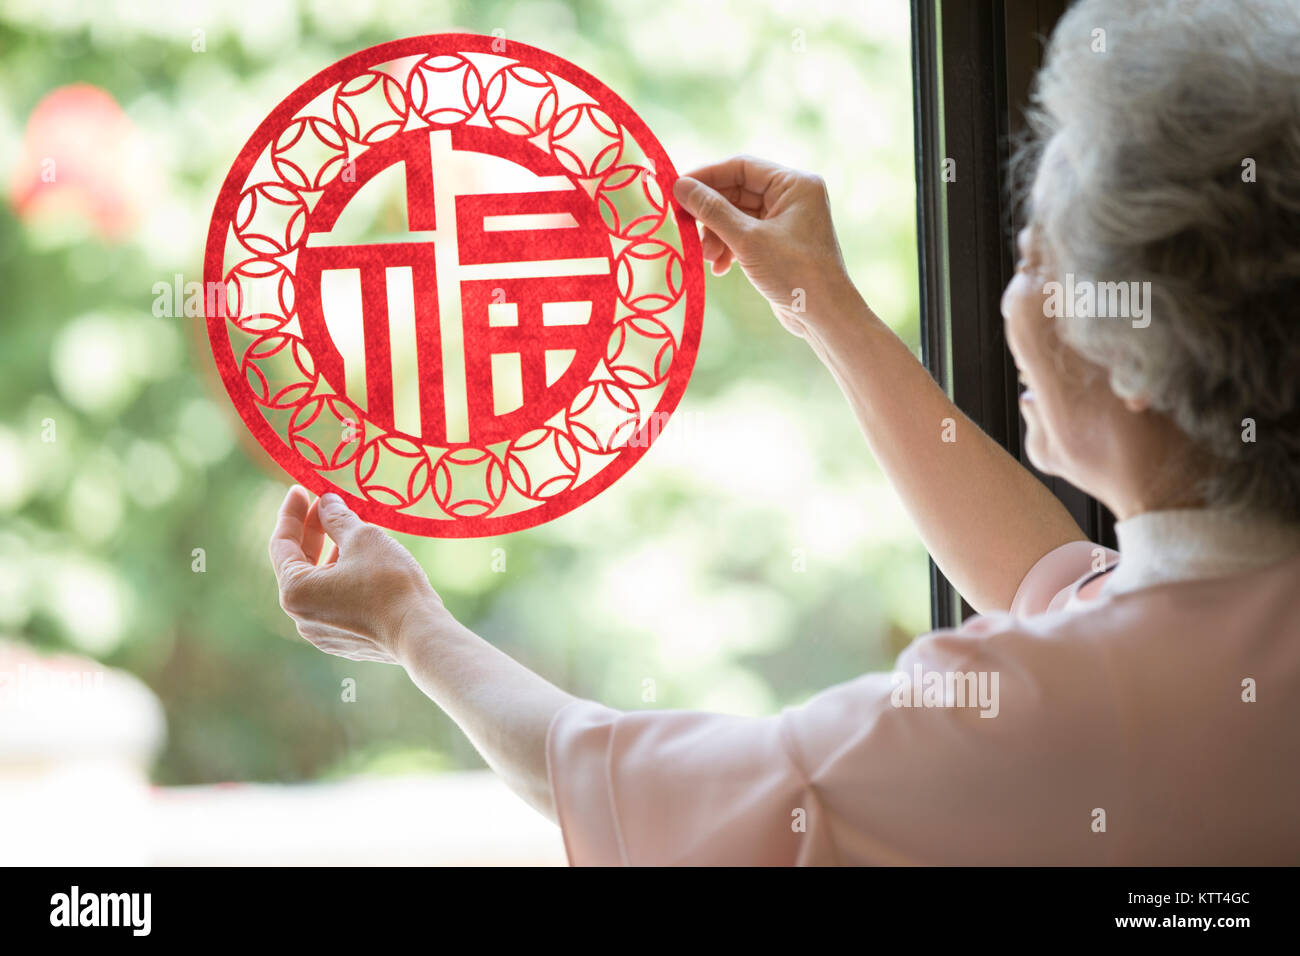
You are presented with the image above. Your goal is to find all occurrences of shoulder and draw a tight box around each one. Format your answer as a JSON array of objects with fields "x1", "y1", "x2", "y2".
[
  {"x1": 785, "y1": 606, "x2": 1121, "y2": 760},
  {"x1": 1010, "y1": 538, "x2": 1118, "y2": 616},
  {"x1": 777, "y1": 611, "x2": 1128, "y2": 863}
]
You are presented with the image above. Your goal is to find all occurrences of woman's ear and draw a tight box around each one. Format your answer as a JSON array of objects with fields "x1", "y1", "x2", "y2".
[{"x1": 1108, "y1": 370, "x2": 1151, "y2": 412}]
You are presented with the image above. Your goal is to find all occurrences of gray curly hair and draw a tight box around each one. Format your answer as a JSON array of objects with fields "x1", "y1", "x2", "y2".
[{"x1": 1018, "y1": 0, "x2": 1300, "y2": 520}]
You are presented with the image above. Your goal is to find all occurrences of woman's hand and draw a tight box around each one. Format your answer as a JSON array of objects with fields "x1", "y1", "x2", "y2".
[
  {"x1": 268, "y1": 484, "x2": 575, "y2": 819},
  {"x1": 673, "y1": 155, "x2": 859, "y2": 337},
  {"x1": 268, "y1": 486, "x2": 442, "y2": 664}
]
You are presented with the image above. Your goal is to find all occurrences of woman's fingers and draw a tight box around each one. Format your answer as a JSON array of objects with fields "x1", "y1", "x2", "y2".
[
  {"x1": 678, "y1": 159, "x2": 785, "y2": 277},
  {"x1": 682, "y1": 154, "x2": 784, "y2": 197},
  {"x1": 301, "y1": 497, "x2": 328, "y2": 566},
  {"x1": 698, "y1": 226, "x2": 734, "y2": 275},
  {"x1": 315, "y1": 493, "x2": 367, "y2": 551},
  {"x1": 711, "y1": 247, "x2": 733, "y2": 275},
  {"x1": 269, "y1": 486, "x2": 311, "y2": 581},
  {"x1": 700, "y1": 225, "x2": 726, "y2": 261},
  {"x1": 673, "y1": 176, "x2": 752, "y2": 251}
]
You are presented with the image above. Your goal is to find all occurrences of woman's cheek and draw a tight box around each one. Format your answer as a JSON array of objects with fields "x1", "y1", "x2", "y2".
[
  {"x1": 1020, "y1": 395, "x2": 1057, "y2": 474},
  {"x1": 1003, "y1": 274, "x2": 1044, "y2": 357},
  {"x1": 1004, "y1": 273, "x2": 1063, "y2": 473}
]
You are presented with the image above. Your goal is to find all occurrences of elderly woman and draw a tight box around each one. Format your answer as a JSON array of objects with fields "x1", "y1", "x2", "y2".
[{"x1": 268, "y1": 0, "x2": 1300, "y2": 864}]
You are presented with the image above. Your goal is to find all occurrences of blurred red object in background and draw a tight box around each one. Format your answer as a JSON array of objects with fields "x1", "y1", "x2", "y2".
[{"x1": 9, "y1": 83, "x2": 149, "y2": 242}]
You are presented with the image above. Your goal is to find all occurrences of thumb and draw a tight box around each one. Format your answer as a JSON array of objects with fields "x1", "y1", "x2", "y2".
[
  {"x1": 673, "y1": 176, "x2": 752, "y2": 250},
  {"x1": 317, "y1": 493, "x2": 367, "y2": 546}
]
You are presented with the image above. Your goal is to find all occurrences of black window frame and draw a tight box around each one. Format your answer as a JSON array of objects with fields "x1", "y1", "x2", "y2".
[{"x1": 911, "y1": 0, "x2": 1116, "y2": 629}]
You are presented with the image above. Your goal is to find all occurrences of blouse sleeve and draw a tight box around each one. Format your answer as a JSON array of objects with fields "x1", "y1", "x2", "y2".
[
  {"x1": 546, "y1": 616, "x2": 1125, "y2": 866},
  {"x1": 1009, "y1": 539, "x2": 1117, "y2": 617},
  {"x1": 545, "y1": 698, "x2": 817, "y2": 865}
]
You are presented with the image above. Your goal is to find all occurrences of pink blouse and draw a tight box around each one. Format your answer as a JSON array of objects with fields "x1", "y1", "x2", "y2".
[{"x1": 545, "y1": 540, "x2": 1300, "y2": 865}]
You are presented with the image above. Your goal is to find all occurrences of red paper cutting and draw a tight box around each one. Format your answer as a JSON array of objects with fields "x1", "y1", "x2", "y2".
[{"x1": 204, "y1": 35, "x2": 704, "y2": 536}]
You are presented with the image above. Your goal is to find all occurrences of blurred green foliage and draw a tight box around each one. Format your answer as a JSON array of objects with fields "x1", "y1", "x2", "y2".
[{"x1": 0, "y1": 0, "x2": 928, "y2": 784}]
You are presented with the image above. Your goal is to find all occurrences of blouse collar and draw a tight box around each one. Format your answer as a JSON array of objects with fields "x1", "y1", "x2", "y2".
[{"x1": 1102, "y1": 508, "x2": 1300, "y2": 596}]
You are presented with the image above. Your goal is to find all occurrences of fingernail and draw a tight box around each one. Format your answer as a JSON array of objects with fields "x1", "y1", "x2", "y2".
[
  {"x1": 672, "y1": 176, "x2": 695, "y2": 200},
  {"x1": 320, "y1": 493, "x2": 345, "y2": 511}
]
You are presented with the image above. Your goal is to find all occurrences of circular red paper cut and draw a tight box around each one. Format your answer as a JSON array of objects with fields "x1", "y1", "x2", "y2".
[{"x1": 204, "y1": 35, "x2": 703, "y2": 537}]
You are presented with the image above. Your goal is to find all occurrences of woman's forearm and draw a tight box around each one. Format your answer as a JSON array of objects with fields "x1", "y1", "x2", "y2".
[
  {"x1": 671, "y1": 160, "x2": 1086, "y2": 613},
  {"x1": 393, "y1": 602, "x2": 576, "y2": 822},
  {"x1": 806, "y1": 285, "x2": 1087, "y2": 613}
]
